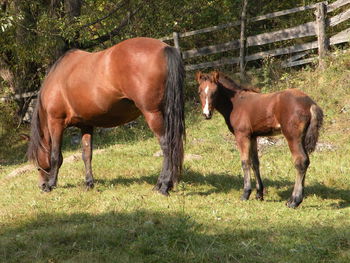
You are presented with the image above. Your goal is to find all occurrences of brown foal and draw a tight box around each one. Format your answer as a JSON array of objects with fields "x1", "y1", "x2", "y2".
[{"x1": 196, "y1": 71, "x2": 323, "y2": 208}]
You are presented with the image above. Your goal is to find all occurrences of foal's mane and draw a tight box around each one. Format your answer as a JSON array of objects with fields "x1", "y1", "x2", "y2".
[{"x1": 217, "y1": 72, "x2": 260, "y2": 93}]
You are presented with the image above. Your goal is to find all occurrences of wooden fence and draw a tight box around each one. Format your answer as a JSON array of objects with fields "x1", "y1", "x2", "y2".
[{"x1": 159, "y1": 0, "x2": 350, "y2": 71}]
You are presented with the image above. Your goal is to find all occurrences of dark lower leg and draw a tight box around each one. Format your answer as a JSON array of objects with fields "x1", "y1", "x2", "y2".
[
  {"x1": 236, "y1": 135, "x2": 252, "y2": 201},
  {"x1": 81, "y1": 127, "x2": 94, "y2": 189},
  {"x1": 44, "y1": 122, "x2": 63, "y2": 192},
  {"x1": 46, "y1": 149, "x2": 62, "y2": 190},
  {"x1": 154, "y1": 136, "x2": 173, "y2": 195},
  {"x1": 250, "y1": 138, "x2": 264, "y2": 200},
  {"x1": 142, "y1": 111, "x2": 174, "y2": 196},
  {"x1": 286, "y1": 140, "x2": 310, "y2": 208},
  {"x1": 241, "y1": 160, "x2": 252, "y2": 200}
]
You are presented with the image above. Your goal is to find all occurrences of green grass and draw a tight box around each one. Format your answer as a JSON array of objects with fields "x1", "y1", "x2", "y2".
[{"x1": 1, "y1": 52, "x2": 350, "y2": 262}]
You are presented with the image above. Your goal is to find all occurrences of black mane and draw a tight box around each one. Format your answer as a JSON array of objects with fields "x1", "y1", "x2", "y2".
[{"x1": 217, "y1": 72, "x2": 260, "y2": 93}]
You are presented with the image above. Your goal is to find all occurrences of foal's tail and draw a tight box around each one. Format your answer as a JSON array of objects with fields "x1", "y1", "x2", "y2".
[
  {"x1": 163, "y1": 46, "x2": 185, "y2": 185},
  {"x1": 304, "y1": 104, "x2": 323, "y2": 154},
  {"x1": 27, "y1": 94, "x2": 45, "y2": 166}
]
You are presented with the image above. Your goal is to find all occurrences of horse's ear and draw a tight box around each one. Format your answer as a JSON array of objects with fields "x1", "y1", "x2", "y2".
[
  {"x1": 195, "y1": 71, "x2": 202, "y2": 83},
  {"x1": 211, "y1": 71, "x2": 219, "y2": 83}
]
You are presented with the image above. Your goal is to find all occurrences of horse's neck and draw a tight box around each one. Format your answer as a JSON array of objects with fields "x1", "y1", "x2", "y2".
[{"x1": 215, "y1": 84, "x2": 236, "y2": 131}]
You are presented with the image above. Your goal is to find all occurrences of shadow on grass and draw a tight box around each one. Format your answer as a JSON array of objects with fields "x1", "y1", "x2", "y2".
[
  {"x1": 91, "y1": 168, "x2": 350, "y2": 208},
  {"x1": 0, "y1": 210, "x2": 349, "y2": 263},
  {"x1": 278, "y1": 182, "x2": 350, "y2": 208}
]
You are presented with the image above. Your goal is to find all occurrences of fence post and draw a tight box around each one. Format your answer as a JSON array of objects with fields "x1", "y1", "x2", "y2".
[
  {"x1": 315, "y1": 2, "x2": 328, "y2": 69},
  {"x1": 173, "y1": 32, "x2": 181, "y2": 53},
  {"x1": 239, "y1": 0, "x2": 248, "y2": 82}
]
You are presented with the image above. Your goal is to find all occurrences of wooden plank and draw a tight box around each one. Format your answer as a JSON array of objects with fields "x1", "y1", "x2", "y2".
[
  {"x1": 329, "y1": 27, "x2": 350, "y2": 43},
  {"x1": 246, "y1": 21, "x2": 316, "y2": 46},
  {"x1": 182, "y1": 40, "x2": 240, "y2": 59},
  {"x1": 282, "y1": 57, "x2": 316, "y2": 68},
  {"x1": 328, "y1": 7, "x2": 350, "y2": 26},
  {"x1": 173, "y1": 32, "x2": 180, "y2": 51},
  {"x1": 327, "y1": 0, "x2": 350, "y2": 12},
  {"x1": 185, "y1": 57, "x2": 239, "y2": 71},
  {"x1": 316, "y1": 2, "x2": 328, "y2": 69},
  {"x1": 239, "y1": 0, "x2": 248, "y2": 81},
  {"x1": 250, "y1": 3, "x2": 319, "y2": 22},
  {"x1": 286, "y1": 51, "x2": 310, "y2": 63},
  {"x1": 179, "y1": 22, "x2": 239, "y2": 38},
  {"x1": 159, "y1": 35, "x2": 173, "y2": 42}
]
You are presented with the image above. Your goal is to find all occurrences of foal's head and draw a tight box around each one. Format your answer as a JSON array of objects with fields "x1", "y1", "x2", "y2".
[{"x1": 195, "y1": 71, "x2": 220, "y2": 119}]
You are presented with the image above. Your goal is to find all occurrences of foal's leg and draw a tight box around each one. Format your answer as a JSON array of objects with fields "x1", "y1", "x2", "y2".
[
  {"x1": 81, "y1": 126, "x2": 94, "y2": 189},
  {"x1": 250, "y1": 137, "x2": 264, "y2": 200},
  {"x1": 45, "y1": 118, "x2": 64, "y2": 191},
  {"x1": 236, "y1": 134, "x2": 253, "y2": 200},
  {"x1": 286, "y1": 138, "x2": 310, "y2": 208},
  {"x1": 143, "y1": 111, "x2": 173, "y2": 195}
]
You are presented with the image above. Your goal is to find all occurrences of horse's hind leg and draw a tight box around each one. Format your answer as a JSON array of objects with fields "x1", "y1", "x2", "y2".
[
  {"x1": 81, "y1": 126, "x2": 94, "y2": 189},
  {"x1": 142, "y1": 111, "x2": 173, "y2": 195},
  {"x1": 250, "y1": 137, "x2": 264, "y2": 200},
  {"x1": 44, "y1": 118, "x2": 64, "y2": 192},
  {"x1": 236, "y1": 134, "x2": 253, "y2": 200},
  {"x1": 286, "y1": 138, "x2": 310, "y2": 208}
]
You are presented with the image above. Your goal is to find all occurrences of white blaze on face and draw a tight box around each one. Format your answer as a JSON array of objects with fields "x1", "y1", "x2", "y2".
[{"x1": 203, "y1": 86, "x2": 210, "y2": 116}]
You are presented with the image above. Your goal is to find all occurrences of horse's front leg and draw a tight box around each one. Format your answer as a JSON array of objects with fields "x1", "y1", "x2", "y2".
[
  {"x1": 45, "y1": 118, "x2": 64, "y2": 191},
  {"x1": 81, "y1": 126, "x2": 94, "y2": 189},
  {"x1": 250, "y1": 137, "x2": 264, "y2": 200},
  {"x1": 236, "y1": 133, "x2": 253, "y2": 200}
]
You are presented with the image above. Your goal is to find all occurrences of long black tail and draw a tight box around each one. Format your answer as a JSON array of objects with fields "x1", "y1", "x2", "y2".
[
  {"x1": 304, "y1": 104, "x2": 323, "y2": 154},
  {"x1": 27, "y1": 94, "x2": 45, "y2": 166},
  {"x1": 163, "y1": 46, "x2": 185, "y2": 185}
]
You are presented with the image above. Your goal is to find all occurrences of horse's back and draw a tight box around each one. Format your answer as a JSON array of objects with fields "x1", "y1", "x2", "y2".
[
  {"x1": 40, "y1": 38, "x2": 169, "y2": 127},
  {"x1": 231, "y1": 88, "x2": 315, "y2": 135}
]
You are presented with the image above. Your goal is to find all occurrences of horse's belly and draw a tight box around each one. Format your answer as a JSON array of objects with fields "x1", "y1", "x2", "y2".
[
  {"x1": 253, "y1": 126, "x2": 281, "y2": 137},
  {"x1": 69, "y1": 98, "x2": 141, "y2": 127}
]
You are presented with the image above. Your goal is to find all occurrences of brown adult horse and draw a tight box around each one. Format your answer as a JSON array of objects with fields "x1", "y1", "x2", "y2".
[
  {"x1": 27, "y1": 37, "x2": 185, "y2": 195},
  {"x1": 195, "y1": 71, "x2": 323, "y2": 208}
]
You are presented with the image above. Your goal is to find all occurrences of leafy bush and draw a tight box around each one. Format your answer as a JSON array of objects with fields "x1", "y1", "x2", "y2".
[{"x1": 0, "y1": 101, "x2": 28, "y2": 164}]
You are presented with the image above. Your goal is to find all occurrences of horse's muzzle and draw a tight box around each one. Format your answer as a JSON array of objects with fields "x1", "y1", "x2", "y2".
[{"x1": 203, "y1": 112, "x2": 212, "y2": 119}]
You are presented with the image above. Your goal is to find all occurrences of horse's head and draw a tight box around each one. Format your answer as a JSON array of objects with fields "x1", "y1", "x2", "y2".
[{"x1": 195, "y1": 71, "x2": 219, "y2": 119}]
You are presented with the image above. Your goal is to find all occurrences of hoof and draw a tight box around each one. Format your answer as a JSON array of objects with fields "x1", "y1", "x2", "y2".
[
  {"x1": 152, "y1": 184, "x2": 161, "y2": 191},
  {"x1": 240, "y1": 190, "x2": 252, "y2": 201},
  {"x1": 158, "y1": 188, "x2": 170, "y2": 196},
  {"x1": 85, "y1": 180, "x2": 94, "y2": 190},
  {"x1": 286, "y1": 198, "x2": 302, "y2": 208},
  {"x1": 153, "y1": 183, "x2": 170, "y2": 196},
  {"x1": 256, "y1": 192, "x2": 264, "y2": 201}
]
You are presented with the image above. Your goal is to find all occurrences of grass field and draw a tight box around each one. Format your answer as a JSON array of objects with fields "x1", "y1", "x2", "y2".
[{"x1": 0, "y1": 53, "x2": 350, "y2": 262}]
